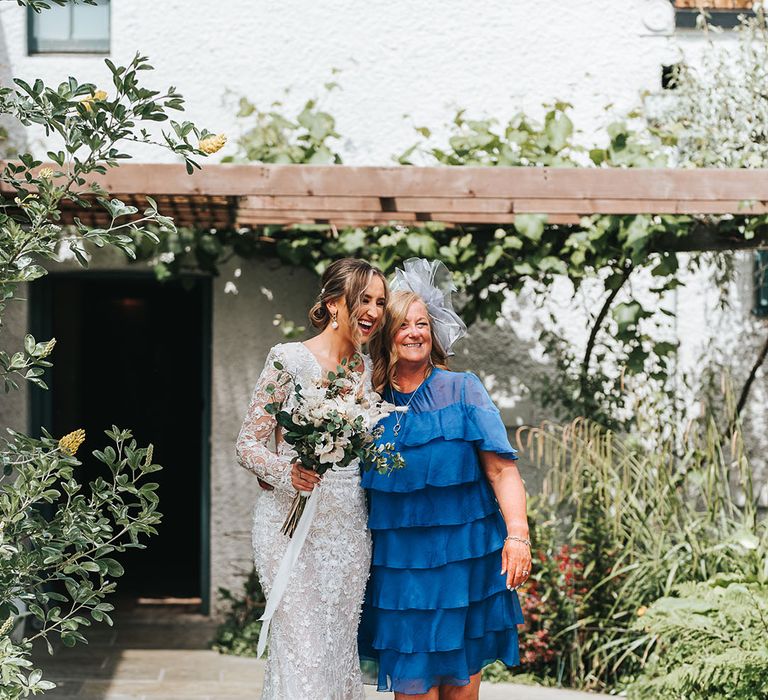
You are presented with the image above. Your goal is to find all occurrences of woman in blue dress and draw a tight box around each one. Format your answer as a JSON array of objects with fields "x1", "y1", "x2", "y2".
[{"x1": 294, "y1": 259, "x2": 531, "y2": 699}]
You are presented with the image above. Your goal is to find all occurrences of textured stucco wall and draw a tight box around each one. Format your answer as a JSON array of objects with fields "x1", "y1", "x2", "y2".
[
  {"x1": 0, "y1": 0, "x2": 692, "y2": 163},
  {"x1": 0, "y1": 292, "x2": 29, "y2": 435},
  {"x1": 211, "y1": 259, "x2": 317, "y2": 614}
]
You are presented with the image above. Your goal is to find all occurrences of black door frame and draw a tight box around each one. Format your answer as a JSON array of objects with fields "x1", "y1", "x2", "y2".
[{"x1": 28, "y1": 270, "x2": 213, "y2": 614}]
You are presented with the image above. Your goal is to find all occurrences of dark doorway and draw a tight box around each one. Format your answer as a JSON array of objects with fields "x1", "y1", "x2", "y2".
[{"x1": 30, "y1": 274, "x2": 211, "y2": 610}]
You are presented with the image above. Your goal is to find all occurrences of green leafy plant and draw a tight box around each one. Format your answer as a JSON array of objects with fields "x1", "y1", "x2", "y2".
[
  {"x1": 513, "y1": 385, "x2": 763, "y2": 690},
  {"x1": 16, "y1": 0, "x2": 97, "y2": 11},
  {"x1": 0, "y1": 427, "x2": 161, "y2": 696},
  {"x1": 0, "y1": 51, "x2": 218, "y2": 313},
  {"x1": 646, "y1": 7, "x2": 768, "y2": 169},
  {"x1": 223, "y1": 90, "x2": 343, "y2": 165},
  {"x1": 0, "y1": 42, "x2": 215, "y2": 696},
  {"x1": 210, "y1": 569, "x2": 265, "y2": 657},
  {"x1": 396, "y1": 103, "x2": 579, "y2": 167},
  {"x1": 627, "y1": 578, "x2": 768, "y2": 699}
]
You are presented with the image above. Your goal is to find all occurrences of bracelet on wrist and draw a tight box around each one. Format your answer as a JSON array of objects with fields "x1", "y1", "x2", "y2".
[{"x1": 505, "y1": 535, "x2": 531, "y2": 548}]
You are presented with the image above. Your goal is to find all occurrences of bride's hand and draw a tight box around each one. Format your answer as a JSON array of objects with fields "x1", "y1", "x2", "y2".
[
  {"x1": 257, "y1": 478, "x2": 274, "y2": 491},
  {"x1": 291, "y1": 462, "x2": 321, "y2": 492}
]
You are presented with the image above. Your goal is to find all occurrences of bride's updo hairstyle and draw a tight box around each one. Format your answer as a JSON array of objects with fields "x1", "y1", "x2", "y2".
[
  {"x1": 309, "y1": 258, "x2": 388, "y2": 346},
  {"x1": 370, "y1": 290, "x2": 449, "y2": 393}
]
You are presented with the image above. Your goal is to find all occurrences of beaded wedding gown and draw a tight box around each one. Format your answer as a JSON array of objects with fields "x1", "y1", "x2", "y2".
[{"x1": 236, "y1": 342, "x2": 371, "y2": 700}]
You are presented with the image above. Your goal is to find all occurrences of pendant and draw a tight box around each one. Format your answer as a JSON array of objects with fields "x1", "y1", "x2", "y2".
[{"x1": 393, "y1": 424, "x2": 400, "y2": 437}]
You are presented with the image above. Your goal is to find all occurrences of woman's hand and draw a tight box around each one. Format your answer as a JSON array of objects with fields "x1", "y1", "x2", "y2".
[
  {"x1": 291, "y1": 463, "x2": 321, "y2": 492},
  {"x1": 257, "y1": 478, "x2": 274, "y2": 491},
  {"x1": 479, "y1": 450, "x2": 532, "y2": 590},
  {"x1": 502, "y1": 539, "x2": 532, "y2": 591}
]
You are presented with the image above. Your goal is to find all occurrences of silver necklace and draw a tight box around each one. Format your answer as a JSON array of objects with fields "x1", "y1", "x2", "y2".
[{"x1": 391, "y1": 368, "x2": 431, "y2": 437}]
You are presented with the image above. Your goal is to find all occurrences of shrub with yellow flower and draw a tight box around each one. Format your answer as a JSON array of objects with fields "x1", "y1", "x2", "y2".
[
  {"x1": 38, "y1": 167, "x2": 54, "y2": 180},
  {"x1": 0, "y1": 615, "x2": 14, "y2": 636},
  {"x1": 39, "y1": 337, "x2": 56, "y2": 358},
  {"x1": 199, "y1": 134, "x2": 227, "y2": 154},
  {"x1": 80, "y1": 89, "x2": 108, "y2": 112},
  {"x1": 58, "y1": 428, "x2": 86, "y2": 456}
]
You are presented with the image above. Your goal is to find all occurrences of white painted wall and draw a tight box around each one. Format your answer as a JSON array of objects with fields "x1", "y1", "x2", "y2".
[
  {"x1": 212, "y1": 259, "x2": 318, "y2": 612},
  {"x1": 0, "y1": 0, "x2": 696, "y2": 163},
  {"x1": 0, "y1": 291, "x2": 29, "y2": 435}
]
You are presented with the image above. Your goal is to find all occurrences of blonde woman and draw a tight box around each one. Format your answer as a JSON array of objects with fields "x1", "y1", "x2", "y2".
[
  {"x1": 236, "y1": 258, "x2": 388, "y2": 699},
  {"x1": 362, "y1": 260, "x2": 530, "y2": 699}
]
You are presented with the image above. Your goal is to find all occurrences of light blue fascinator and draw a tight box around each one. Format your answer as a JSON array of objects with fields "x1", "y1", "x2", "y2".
[{"x1": 390, "y1": 258, "x2": 468, "y2": 356}]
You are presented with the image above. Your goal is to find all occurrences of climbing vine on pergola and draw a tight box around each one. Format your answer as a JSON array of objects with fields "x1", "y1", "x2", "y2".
[{"x1": 27, "y1": 154, "x2": 768, "y2": 429}]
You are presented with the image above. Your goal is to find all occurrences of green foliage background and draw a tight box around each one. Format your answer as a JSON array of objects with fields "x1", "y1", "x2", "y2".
[{"x1": 627, "y1": 579, "x2": 768, "y2": 699}]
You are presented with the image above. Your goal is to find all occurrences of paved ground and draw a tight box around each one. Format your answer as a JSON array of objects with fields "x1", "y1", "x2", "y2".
[{"x1": 31, "y1": 602, "x2": 612, "y2": 700}]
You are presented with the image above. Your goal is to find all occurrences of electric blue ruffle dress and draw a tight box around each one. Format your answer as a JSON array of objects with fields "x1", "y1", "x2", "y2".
[{"x1": 359, "y1": 368, "x2": 524, "y2": 694}]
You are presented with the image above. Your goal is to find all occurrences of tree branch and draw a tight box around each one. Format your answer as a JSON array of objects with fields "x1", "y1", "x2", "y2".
[
  {"x1": 580, "y1": 260, "x2": 634, "y2": 401},
  {"x1": 733, "y1": 329, "x2": 768, "y2": 424}
]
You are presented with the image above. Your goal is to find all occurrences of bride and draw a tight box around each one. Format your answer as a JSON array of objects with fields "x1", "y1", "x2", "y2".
[{"x1": 235, "y1": 258, "x2": 388, "y2": 699}]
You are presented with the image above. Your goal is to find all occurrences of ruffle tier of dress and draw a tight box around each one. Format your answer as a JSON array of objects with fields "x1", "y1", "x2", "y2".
[{"x1": 359, "y1": 369, "x2": 524, "y2": 695}]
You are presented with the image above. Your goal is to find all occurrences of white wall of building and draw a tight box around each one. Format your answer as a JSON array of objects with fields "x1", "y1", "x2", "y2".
[
  {"x1": 0, "y1": 0, "x2": 695, "y2": 162},
  {"x1": 212, "y1": 259, "x2": 318, "y2": 612}
]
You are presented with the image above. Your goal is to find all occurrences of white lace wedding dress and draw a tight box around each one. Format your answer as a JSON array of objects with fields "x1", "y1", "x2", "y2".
[{"x1": 236, "y1": 342, "x2": 371, "y2": 700}]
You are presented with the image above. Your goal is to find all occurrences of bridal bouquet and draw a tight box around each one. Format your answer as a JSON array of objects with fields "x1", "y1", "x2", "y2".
[{"x1": 265, "y1": 356, "x2": 404, "y2": 537}]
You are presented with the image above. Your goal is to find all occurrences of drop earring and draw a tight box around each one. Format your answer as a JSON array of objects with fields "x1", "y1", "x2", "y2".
[{"x1": 331, "y1": 311, "x2": 339, "y2": 330}]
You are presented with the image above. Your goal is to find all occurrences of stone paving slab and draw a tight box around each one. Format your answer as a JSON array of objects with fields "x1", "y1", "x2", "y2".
[
  {"x1": 470, "y1": 685, "x2": 613, "y2": 700},
  {"x1": 31, "y1": 603, "x2": 612, "y2": 700}
]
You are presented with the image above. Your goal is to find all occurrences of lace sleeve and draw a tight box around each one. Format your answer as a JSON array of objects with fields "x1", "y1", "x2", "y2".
[
  {"x1": 236, "y1": 345, "x2": 295, "y2": 492},
  {"x1": 361, "y1": 353, "x2": 374, "y2": 394}
]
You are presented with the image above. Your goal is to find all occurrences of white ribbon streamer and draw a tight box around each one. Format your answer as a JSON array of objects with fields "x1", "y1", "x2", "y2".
[{"x1": 256, "y1": 488, "x2": 320, "y2": 658}]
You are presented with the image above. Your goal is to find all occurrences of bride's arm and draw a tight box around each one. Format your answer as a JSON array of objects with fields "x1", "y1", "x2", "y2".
[{"x1": 235, "y1": 346, "x2": 296, "y2": 492}]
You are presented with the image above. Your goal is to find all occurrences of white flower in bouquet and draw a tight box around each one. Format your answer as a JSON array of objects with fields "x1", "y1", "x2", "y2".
[
  {"x1": 318, "y1": 436, "x2": 349, "y2": 465},
  {"x1": 265, "y1": 355, "x2": 405, "y2": 538}
]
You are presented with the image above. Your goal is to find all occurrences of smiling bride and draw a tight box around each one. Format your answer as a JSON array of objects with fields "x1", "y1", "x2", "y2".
[{"x1": 235, "y1": 258, "x2": 388, "y2": 699}]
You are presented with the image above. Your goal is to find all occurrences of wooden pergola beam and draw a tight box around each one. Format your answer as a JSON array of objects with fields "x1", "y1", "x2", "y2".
[
  {"x1": 79, "y1": 163, "x2": 768, "y2": 201},
  {"x1": 6, "y1": 163, "x2": 768, "y2": 228}
]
